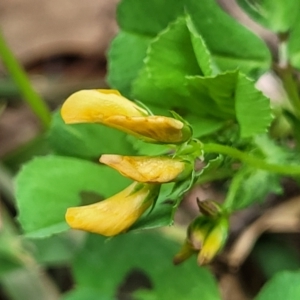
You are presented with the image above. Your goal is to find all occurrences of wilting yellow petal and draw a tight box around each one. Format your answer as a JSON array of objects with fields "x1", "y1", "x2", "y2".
[
  {"x1": 61, "y1": 89, "x2": 147, "y2": 124},
  {"x1": 65, "y1": 182, "x2": 159, "y2": 236},
  {"x1": 105, "y1": 115, "x2": 192, "y2": 143},
  {"x1": 100, "y1": 155, "x2": 192, "y2": 183}
]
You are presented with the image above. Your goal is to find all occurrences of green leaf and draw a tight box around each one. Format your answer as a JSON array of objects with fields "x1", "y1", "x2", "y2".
[
  {"x1": 71, "y1": 232, "x2": 221, "y2": 300},
  {"x1": 185, "y1": 0, "x2": 271, "y2": 76},
  {"x1": 235, "y1": 74, "x2": 272, "y2": 138},
  {"x1": 62, "y1": 287, "x2": 111, "y2": 300},
  {"x1": 186, "y1": 15, "x2": 213, "y2": 76},
  {"x1": 132, "y1": 16, "x2": 202, "y2": 111},
  {"x1": 48, "y1": 111, "x2": 135, "y2": 160},
  {"x1": 237, "y1": 0, "x2": 300, "y2": 33},
  {"x1": 136, "y1": 70, "x2": 271, "y2": 138},
  {"x1": 186, "y1": 70, "x2": 238, "y2": 119},
  {"x1": 224, "y1": 166, "x2": 282, "y2": 211},
  {"x1": 30, "y1": 233, "x2": 81, "y2": 265},
  {"x1": 224, "y1": 134, "x2": 300, "y2": 210},
  {"x1": 107, "y1": 32, "x2": 151, "y2": 97},
  {"x1": 107, "y1": 0, "x2": 184, "y2": 95},
  {"x1": 16, "y1": 156, "x2": 130, "y2": 238},
  {"x1": 254, "y1": 134, "x2": 294, "y2": 163},
  {"x1": 117, "y1": 0, "x2": 184, "y2": 36},
  {"x1": 127, "y1": 135, "x2": 171, "y2": 156},
  {"x1": 144, "y1": 16, "x2": 202, "y2": 94},
  {"x1": 133, "y1": 16, "x2": 236, "y2": 119},
  {"x1": 184, "y1": 114, "x2": 225, "y2": 138},
  {"x1": 253, "y1": 237, "x2": 300, "y2": 280},
  {"x1": 255, "y1": 270, "x2": 300, "y2": 300}
]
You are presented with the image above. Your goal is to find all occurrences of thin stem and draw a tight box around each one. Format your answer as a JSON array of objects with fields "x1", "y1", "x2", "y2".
[
  {"x1": 276, "y1": 33, "x2": 300, "y2": 118},
  {"x1": 202, "y1": 143, "x2": 300, "y2": 175},
  {"x1": 0, "y1": 32, "x2": 51, "y2": 129}
]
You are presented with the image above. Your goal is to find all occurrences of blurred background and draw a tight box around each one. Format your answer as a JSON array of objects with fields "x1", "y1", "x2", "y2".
[{"x1": 1, "y1": 1, "x2": 300, "y2": 300}]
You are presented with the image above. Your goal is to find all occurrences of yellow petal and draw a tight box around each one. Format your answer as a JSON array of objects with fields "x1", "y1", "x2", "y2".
[
  {"x1": 100, "y1": 155, "x2": 191, "y2": 183},
  {"x1": 65, "y1": 182, "x2": 159, "y2": 236},
  {"x1": 61, "y1": 89, "x2": 148, "y2": 124},
  {"x1": 105, "y1": 115, "x2": 192, "y2": 143}
]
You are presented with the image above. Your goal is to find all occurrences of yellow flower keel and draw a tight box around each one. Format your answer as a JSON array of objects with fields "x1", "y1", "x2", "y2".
[{"x1": 65, "y1": 182, "x2": 160, "y2": 236}]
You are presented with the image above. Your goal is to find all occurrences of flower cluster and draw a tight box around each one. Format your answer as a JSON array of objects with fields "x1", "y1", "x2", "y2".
[
  {"x1": 61, "y1": 89, "x2": 228, "y2": 265},
  {"x1": 61, "y1": 89, "x2": 193, "y2": 236}
]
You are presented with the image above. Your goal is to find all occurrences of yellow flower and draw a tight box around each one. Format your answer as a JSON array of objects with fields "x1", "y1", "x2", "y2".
[
  {"x1": 61, "y1": 89, "x2": 192, "y2": 144},
  {"x1": 174, "y1": 215, "x2": 229, "y2": 266},
  {"x1": 65, "y1": 182, "x2": 160, "y2": 236},
  {"x1": 99, "y1": 155, "x2": 193, "y2": 183}
]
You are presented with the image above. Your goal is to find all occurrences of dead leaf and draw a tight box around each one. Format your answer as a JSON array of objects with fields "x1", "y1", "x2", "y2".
[{"x1": 226, "y1": 196, "x2": 300, "y2": 269}]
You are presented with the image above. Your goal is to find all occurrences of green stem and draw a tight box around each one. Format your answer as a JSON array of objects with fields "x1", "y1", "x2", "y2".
[
  {"x1": 222, "y1": 168, "x2": 250, "y2": 211},
  {"x1": 276, "y1": 33, "x2": 300, "y2": 118},
  {"x1": 202, "y1": 143, "x2": 300, "y2": 175},
  {"x1": 0, "y1": 32, "x2": 51, "y2": 129}
]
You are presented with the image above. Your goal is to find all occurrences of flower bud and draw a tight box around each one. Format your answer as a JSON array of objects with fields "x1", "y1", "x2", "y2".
[
  {"x1": 198, "y1": 217, "x2": 229, "y2": 265},
  {"x1": 100, "y1": 155, "x2": 193, "y2": 183},
  {"x1": 61, "y1": 89, "x2": 192, "y2": 144},
  {"x1": 174, "y1": 213, "x2": 229, "y2": 266},
  {"x1": 173, "y1": 216, "x2": 212, "y2": 265},
  {"x1": 65, "y1": 182, "x2": 160, "y2": 236}
]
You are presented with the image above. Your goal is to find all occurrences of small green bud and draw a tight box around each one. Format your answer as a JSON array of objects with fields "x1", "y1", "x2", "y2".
[{"x1": 174, "y1": 211, "x2": 229, "y2": 266}]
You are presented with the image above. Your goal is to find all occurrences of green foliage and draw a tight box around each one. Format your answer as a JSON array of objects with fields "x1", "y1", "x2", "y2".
[
  {"x1": 185, "y1": 0, "x2": 271, "y2": 76},
  {"x1": 107, "y1": 0, "x2": 184, "y2": 96},
  {"x1": 64, "y1": 232, "x2": 220, "y2": 300},
  {"x1": 235, "y1": 74, "x2": 273, "y2": 138},
  {"x1": 255, "y1": 270, "x2": 300, "y2": 300},
  {"x1": 132, "y1": 14, "x2": 272, "y2": 139},
  {"x1": 237, "y1": 0, "x2": 300, "y2": 33},
  {"x1": 8, "y1": 0, "x2": 300, "y2": 299},
  {"x1": 253, "y1": 237, "x2": 300, "y2": 279}
]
